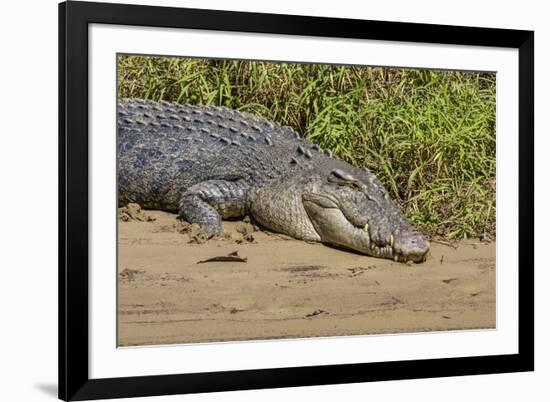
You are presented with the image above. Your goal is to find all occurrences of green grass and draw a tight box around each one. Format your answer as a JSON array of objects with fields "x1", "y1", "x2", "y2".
[{"x1": 118, "y1": 55, "x2": 496, "y2": 240}]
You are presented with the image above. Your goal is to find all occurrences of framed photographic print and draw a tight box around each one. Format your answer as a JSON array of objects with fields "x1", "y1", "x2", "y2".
[{"x1": 59, "y1": 1, "x2": 534, "y2": 400}]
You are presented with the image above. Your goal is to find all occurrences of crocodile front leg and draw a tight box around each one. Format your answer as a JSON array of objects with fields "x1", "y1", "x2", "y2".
[{"x1": 178, "y1": 179, "x2": 250, "y2": 237}]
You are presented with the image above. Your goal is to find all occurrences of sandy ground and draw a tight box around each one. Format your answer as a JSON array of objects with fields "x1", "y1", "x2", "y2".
[{"x1": 117, "y1": 208, "x2": 495, "y2": 346}]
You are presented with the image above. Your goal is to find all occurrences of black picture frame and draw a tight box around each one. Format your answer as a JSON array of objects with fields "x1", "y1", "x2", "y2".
[{"x1": 59, "y1": 1, "x2": 534, "y2": 400}]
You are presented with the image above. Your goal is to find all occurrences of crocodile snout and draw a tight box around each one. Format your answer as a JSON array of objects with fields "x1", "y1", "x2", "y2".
[{"x1": 393, "y1": 231, "x2": 430, "y2": 262}]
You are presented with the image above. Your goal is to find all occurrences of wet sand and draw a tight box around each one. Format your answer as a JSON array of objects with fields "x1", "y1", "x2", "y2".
[{"x1": 117, "y1": 210, "x2": 496, "y2": 346}]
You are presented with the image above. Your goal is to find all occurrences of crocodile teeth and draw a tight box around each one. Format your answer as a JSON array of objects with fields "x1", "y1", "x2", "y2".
[
  {"x1": 390, "y1": 234, "x2": 394, "y2": 247},
  {"x1": 363, "y1": 223, "x2": 369, "y2": 232},
  {"x1": 394, "y1": 255, "x2": 399, "y2": 262}
]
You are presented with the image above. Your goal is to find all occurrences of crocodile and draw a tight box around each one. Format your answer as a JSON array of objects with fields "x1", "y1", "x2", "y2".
[{"x1": 118, "y1": 99, "x2": 430, "y2": 263}]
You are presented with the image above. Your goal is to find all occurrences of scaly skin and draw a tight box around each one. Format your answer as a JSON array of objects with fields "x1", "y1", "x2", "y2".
[{"x1": 118, "y1": 99, "x2": 430, "y2": 262}]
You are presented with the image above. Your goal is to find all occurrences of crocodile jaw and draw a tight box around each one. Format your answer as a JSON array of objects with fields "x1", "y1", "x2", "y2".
[{"x1": 302, "y1": 198, "x2": 371, "y2": 254}]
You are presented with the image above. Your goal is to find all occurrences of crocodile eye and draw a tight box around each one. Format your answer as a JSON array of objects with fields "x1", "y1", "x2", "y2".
[
  {"x1": 347, "y1": 182, "x2": 363, "y2": 191},
  {"x1": 328, "y1": 169, "x2": 362, "y2": 191},
  {"x1": 329, "y1": 169, "x2": 355, "y2": 182}
]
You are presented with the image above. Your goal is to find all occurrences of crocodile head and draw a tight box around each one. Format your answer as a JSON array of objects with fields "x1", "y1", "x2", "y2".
[
  {"x1": 250, "y1": 167, "x2": 430, "y2": 263},
  {"x1": 301, "y1": 168, "x2": 429, "y2": 263}
]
